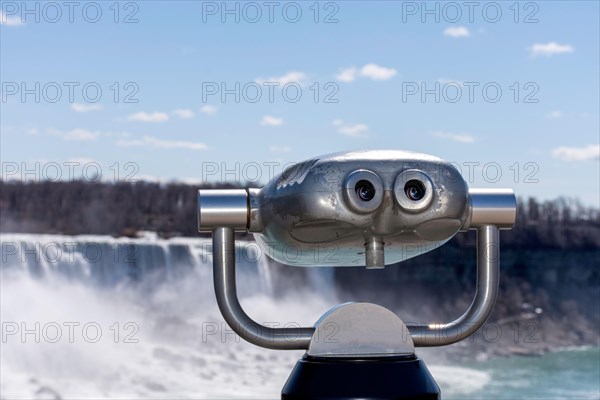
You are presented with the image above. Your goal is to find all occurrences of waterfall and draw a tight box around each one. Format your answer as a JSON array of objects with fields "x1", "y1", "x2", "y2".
[
  {"x1": 0, "y1": 233, "x2": 277, "y2": 294},
  {"x1": 0, "y1": 232, "x2": 336, "y2": 399}
]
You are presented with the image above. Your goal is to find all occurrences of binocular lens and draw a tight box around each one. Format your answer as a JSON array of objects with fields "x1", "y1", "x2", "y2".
[
  {"x1": 355, "y1": 180, "x2": 376, "y2": 202},
  {"x1": 404, "y1": 180, "x2": 426, "y2": 201}
]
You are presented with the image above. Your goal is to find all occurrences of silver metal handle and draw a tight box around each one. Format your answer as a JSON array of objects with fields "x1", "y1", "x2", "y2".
[
  {"x1": 210, "y1": 224, "x2": 499, "y2": 348},
  {"x1": 202, "y1": 189, "x2": 315, "y2": 349},
  {"x1": 212, "y1": 227, "x2": 315, "y2": 350},
  {"x1": 407, "y1": 225, "x2": 499, "y2": 346},
  {"x1": 201, "y1": 188, "x2": 514, "y2": 349}
]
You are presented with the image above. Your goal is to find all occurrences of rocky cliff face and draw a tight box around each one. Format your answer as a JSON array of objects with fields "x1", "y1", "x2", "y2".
[{"x1": 268, "y1": 243, "x2": 600, "y2": 358}]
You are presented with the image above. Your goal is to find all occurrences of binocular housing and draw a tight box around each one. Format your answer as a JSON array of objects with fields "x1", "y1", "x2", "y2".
[{"x1": 199, "y1": 150, "x2": 516, "y2": 269}]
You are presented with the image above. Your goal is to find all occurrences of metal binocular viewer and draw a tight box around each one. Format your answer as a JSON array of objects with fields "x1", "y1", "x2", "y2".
[{"x1": 198, "y1": 150, "x2": 516, "y2": 399}]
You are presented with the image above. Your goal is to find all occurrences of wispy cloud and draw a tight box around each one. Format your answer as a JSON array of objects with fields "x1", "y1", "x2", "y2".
[
  {"x1": 546, "y1": 110, "x2": 563, "y2": 119},
  {"x1": 256, "y1": 71, "x2": 307, "y2": 86},
  {"x1": 360, "y1": 64, "x2": 397, "y2": 81},
  {"x1": 200, "y1": 105, "x2": 217, "y2": 115},
  {"x1": 0, "y1": 11, "x2": 23, "y2": 26},
  {"x1": 552, "y1": 144, "x2": 599, "y2": 162},
  {"x1": 335, "y1": 64, "x2": 397, "y2": 82},
  {"x1": 127, "y1": 111, "x2": 169, "y2": 123},
  {"x1": 261, "y1": 115, "x2": 284, "y2": 127},
  {"x1": 171, "y1": 109, "x2": 195, "y2": 119},
  {"x1": 71, "y1": 103, "x2": 102, "y2": 113},
  {"x1": 116, "y1": 136, "x2": 208, "y2": 151},
  {"x1": 334, "y1": 120, "x2": 369, "y2": 138},
  {"x1": 529, "y1": 42, "x2": 574, "y2": 57},
  {"x1": 269, "y1": 145, "x2": 292, "y2": 153},
  {"x1": 339, "y1": 124, "x2": 369, "y2": 137},
  {"x1": 434, "y1": 131, "x2": 475, "y2": 143},
  {"x1": 48, "y1": 128, "x2": 100, "y2": 141},
  {"x1": 335, "y1": 67, "x2": 359, "y2": 82},
  {"x1": 443, "y1": 26, "x2": 470, "y2": 38}
]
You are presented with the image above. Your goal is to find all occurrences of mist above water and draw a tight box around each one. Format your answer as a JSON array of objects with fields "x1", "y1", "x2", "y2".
[
  {"x1": 1, "y1": 233, "x2": 336, "y2": 399},
  {"x1": 1, "y1": 233, "x2": 598, "y2": 399}
]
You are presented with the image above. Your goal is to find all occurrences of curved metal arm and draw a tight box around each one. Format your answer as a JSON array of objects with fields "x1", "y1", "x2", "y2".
[
  {"x1": 407, "y1": 225, "x2": 499, "y2": 346},
  {"x1": 212, "y1": 227, "x2": 315, "y2": 350},
  {"x1": 212, "y1": 225, "x2": 500, "y2": 349},
  {"x1": 202, "y1": 189, "x2": 513, "y2": 349}
]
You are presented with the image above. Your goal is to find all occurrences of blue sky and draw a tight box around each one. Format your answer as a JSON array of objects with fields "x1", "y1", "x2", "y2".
[{"x1": 1, "y1": 1, "x2": 599, "y2": 205}]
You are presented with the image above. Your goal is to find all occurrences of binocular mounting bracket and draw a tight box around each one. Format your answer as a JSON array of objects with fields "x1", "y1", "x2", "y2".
[{"x1": 209, "y1": 193, "x2": 505, "y2": 351}]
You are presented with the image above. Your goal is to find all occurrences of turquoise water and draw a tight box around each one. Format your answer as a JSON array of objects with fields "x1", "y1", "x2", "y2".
[{"x1": 435, "y1": 347, "x2": 600, "y2": 400}]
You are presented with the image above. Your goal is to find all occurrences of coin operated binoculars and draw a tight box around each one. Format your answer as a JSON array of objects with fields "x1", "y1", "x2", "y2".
[{"x1": 198, "y1": 150, "x2": 516, "y2": 399}]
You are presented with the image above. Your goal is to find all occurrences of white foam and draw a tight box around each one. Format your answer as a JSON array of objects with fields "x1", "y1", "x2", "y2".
[
  {"x1": 0, "y1": 233, "x2": 326, "y2": 398},
  {"x1": 428, "y1": 365, "x2": 491, "y2": 396}
]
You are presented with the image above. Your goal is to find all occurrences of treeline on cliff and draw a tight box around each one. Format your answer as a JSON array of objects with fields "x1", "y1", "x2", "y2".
[{"x1": 1, "y1": 180, "x2": 599, "y2": 249}]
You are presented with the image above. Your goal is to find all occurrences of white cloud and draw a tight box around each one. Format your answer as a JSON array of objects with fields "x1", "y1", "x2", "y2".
[
  {"x1": 48, "y1": 128, "x2": 100, "y2": 141},
  {"x1": 336, "y1": 64, "x2": 397, "y2": 82},
  {"x1": 127, "y1": 111, "x2": 169, "y2": 123},
  {"x1": 335, "y1": 67, "x2": 359, "y2": 82},
  {"x1": 269, "y1": 145, "x2": 292, "y2": 153},
  {"x1": 116, "y1": 136, "x2": 207, "y2": 151},
  {"x1": 443, "y1": 26, "x2": 470, "y2": 38},
  {"x1": 529, "y1": 42, "x2": 574, "y2": 57},
  {"x1": 546, "y1": 110, "x2": 563, "y2": 119},
  {"x1": 434, "y1": 131, "x2": 475, "y2": 143},
  {"x1": 256, "y1": 71, "x2": 308, "y2": 86},
  {"x1": 261, "y1": 115, "x2": 284, "y2": 127},
  {"x1": 171, "y1": 109, "x2": 195, "y2": 119},
  {"x1": 200, "y1": 105, "x2": 217, "y2": 115},
  {"x1": 360, "y1": 64, "x2": 397, "y2": 81},
  {"x1": 0, "y1": 11, "x2": 23, "y2": 26},
  {"x1": 334, "y1": 120, "x2": 369, "y2": 138},
  {"x1": 552, "y1": 144, "x2": 599, "y2": 162},
  {"x1": 71, "y1": 103, "x2": 102, "y2": 113}
]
